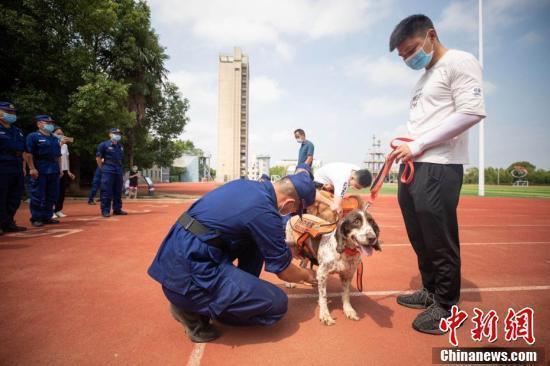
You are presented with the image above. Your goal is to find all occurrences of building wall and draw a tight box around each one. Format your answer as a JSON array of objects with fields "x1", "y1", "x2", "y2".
[{"x1": 217, "y1": 47, "x2": 249, "y2": 182}]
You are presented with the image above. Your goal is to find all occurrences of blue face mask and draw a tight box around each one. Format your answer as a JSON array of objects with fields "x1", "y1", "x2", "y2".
[
  {"x1": 111, "y1": 134, "x2": 121, "y2": 142},
  {"x1": 2, "y1": 112, "x2": 17, "y2": 124},
  {"x1": 55, "y1": 134, "x2": 64, "y2": 141},
  {"x1": 404, "y1": 34, "x2": 434, "y2": 70},
  {"x1": 43, "y1": 123, "x2": 55, "y2": 133}
]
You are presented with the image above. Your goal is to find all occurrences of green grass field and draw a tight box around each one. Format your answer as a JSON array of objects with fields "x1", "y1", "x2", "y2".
[{"x1": 356, "y1": 184, "x2": 550, "y2": 198}]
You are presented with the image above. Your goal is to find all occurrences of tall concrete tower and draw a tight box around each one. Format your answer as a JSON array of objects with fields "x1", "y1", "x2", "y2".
[{"x1": 217, "y1": 47, "x2": 249, "y2": 182}]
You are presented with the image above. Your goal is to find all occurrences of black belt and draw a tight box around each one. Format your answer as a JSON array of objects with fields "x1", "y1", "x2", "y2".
[{"x1": 178, "y1": 212, "x2": 227, "y2": 251}]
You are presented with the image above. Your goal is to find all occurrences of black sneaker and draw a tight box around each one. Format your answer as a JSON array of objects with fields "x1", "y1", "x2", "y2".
[
  {"x1": 102, "y1": 212, "x2": 111, "y2": 218},
  {"x1": 2, "y1": 223, "x2": 27, "y2": 232},
  {"x1": 113, "y1": 210, "x2": 128, "y2": 216},
  {"x1": 412, "y1": 302, "x2": 451, "y2": 335},
  {"x1": 43, "y1": 219, "x2": 60, "y2": 225},
  {"x1": 88, "y1": 200, "x2": 96, "y2": 205},
  {"x1": 31, "y1": 220, "x2": 44, "y2": 227},
  {"x1": 397, "y1": 288, "x2": 435, "y2": 309},
  {"x1": 169, "y1": 304, "x2": 220, "y2": 343}
]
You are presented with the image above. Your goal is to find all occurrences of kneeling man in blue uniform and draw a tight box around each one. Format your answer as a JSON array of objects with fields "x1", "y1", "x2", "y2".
[{"x1": 148, "y1": 173, "x2": 317, "y2": 342}]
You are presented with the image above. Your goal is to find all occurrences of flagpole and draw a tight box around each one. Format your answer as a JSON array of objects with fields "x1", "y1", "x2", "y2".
[{"x1": 478, "y1": 0, "x2": 485, "y2": 196}]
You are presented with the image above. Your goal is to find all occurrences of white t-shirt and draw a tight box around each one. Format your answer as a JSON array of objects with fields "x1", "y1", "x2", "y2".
[
  {"x1": 314, "y1": 163, "x2": 360, "y2": 198},
  {"x1": 408, "y1": 49, "x2": 486, "y2": 164},
  {"x1": 60, "y1": 143, "x2": 70, "y2": 171}
]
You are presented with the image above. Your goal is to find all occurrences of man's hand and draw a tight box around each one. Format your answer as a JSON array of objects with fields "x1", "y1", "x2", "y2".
[
  {"x1": 30, "y1": 169, "x2": 39, "y2": 179},
  {"x1": 330, "y1": 202, "x2": 343, "y2": 216},
  {"x1": 68, "y1": 172, "x2": 75, "y2": 180},
  {"x1": 391, "y1": 143, "x2": 413, "y2": 163}
]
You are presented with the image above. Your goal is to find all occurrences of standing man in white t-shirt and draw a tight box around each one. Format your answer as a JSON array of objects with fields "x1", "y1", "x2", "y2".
[
  {"x1": 388, "y1": 15, "x2": 486, "y2": 335},
  {"x1": 313, "y1": 162, "x2": 372, "y2": 216}
]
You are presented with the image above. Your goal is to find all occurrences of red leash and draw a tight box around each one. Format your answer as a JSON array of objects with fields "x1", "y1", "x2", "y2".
[
  {"x1": 343, "y1": 247, "x2": 364, "y2": 292},
  {"x1": 368, "y1": 137, "x2": 416, "y2": 204}
]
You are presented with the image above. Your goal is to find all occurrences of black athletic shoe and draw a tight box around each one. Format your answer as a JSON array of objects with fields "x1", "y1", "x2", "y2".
[
  {"x1": 412, "y1": 302, "x2": 451, "y2": 335},
  {"x1": 397, "y1": 288, "x2": 435, "y2": 309},
  {"x1": 43, "y1": 219, "x2": 60, "y2": 225},
  {"x1": 169, "y1": 304, "x2": 220, "y2": 343},
  {"x1": 2, "y1": 223, "x2": 27, "y2": 232},
  {"x1": 102, "y1": 212, "x2": 111, "y2": 218},
  {"x1": 31, "y1": 220, "x2": 44, "y2": 227},
  {"x1": 113, "y1": 210, "x2": 128, "y2": 216},
  {"x1": 88, "y1": 200, "x2": 96, "y2": 205}
]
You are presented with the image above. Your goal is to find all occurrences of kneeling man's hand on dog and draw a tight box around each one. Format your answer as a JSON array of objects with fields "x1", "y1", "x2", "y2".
[{"x1": 302, "y1": 268, "x2": 317, "y2": 287}]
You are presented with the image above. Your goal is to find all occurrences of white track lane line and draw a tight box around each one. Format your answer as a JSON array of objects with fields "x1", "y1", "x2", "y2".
[
  {"x1": 382, "y1": 241, "x2": 550, "y2": 247},
  {"x1": 287, "y1": 285, "x2": 550, "y2": 299},
  {"x1": 186, "y1": 343, "x2": 206, "y2": 366}
]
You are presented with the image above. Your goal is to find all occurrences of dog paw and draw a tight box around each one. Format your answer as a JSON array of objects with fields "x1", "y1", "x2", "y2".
[
  {"x1": 284, "y1": 282, "x2": 297, "y2": 288},
  {"x1": 344, "y1": 308, "x2": 359, "y2": 321},
  {"x1": 319, "y1": 313, "x2": 336, "y2": 326}
]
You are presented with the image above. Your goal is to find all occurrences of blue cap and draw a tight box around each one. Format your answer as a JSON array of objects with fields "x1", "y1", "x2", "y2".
[
  {"x1": 0, "y1": 102, "x2": 16, "y2": 113},
  {"x1": 295, "y1": 163, "x2": 314, "y2": 180},
  {"x1": 36, "y1": 115, "x2": 54, "y2": 122},
  {"x1": 110, "y1": 128, "x2": 121, "y2": 133},
  {"x1": 288, "y1": 172, "x2": 316, "y2": 215}
]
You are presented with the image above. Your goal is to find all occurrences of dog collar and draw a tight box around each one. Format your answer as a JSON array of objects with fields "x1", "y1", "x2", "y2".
[{"x1": 343, "y1": 247, "x2": 360, "y2": 256}]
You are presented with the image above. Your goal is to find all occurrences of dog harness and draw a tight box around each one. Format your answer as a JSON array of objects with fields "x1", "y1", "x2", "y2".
[
  {"x1": 289, "y1": 214, "x2": 364, "y2": 292},
  {"x1": 289, "y1": 214, "x2": 337, "y2": 262}
]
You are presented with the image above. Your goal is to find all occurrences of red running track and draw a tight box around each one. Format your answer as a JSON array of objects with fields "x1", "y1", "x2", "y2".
[{"x1": 0, "y1": 194, "x2": 549, "y2": 365}]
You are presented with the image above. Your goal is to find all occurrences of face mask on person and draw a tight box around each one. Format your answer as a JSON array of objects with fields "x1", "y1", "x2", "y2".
[
  {"x1": 296, "y1": 138, "x2": 303, "y2": 144},
  {"x1": 2, "y1": 112, "x2": 17, "y2": 124},
  {"x1": 43, "y1": 123, "x2": 55, "y2": 133},
  {"x1": 55, "y1": 134, "x2": 64, "y2": 141},
  {"x1": 132, "y1": 166, "x2": 138, "y2": 172},
  {"x1": 404, "y1": 33, "x2": 434, "y2": 70},
  {"x1": 111, "y1": 134, "x2": 121, "y2": 142}
]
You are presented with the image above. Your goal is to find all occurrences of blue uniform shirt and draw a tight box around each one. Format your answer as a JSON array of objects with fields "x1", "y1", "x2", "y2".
[
  {"x1": 96, "y1": 140, "x2": 124, "y2": 174},
  {"x1": 298, "y1": 140, "x2": 314, "y2": 166},
  {"x1": 148, "y1": 179, "x2": 292, "y2": 298},
  {"x1": 25, "y1": 131, "x2": 61, "y2": 174},
  {"x1": 0, "y1": 124, "x2": 25, "y2": 173}
]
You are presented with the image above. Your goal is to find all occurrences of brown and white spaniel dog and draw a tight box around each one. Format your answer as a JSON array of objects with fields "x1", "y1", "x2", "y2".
[{"x1": 285, "y1": 208, "x2": 381, "y2": 325}]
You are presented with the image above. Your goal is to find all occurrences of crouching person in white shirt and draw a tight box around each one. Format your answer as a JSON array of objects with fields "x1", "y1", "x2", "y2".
[
  {"x1": 388, "y1": 14, "x2": 486, "y2": 335},
  {"x1": 313, "y1": 162, "x2": 372, "y2": 216}
]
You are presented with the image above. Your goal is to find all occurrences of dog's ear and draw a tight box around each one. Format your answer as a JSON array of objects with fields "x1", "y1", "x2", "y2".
[
  {"x1": 335, "y1": 220, "x2": 347, "y2": 253},
  {"x1": 365, "y1": 211, "x2": 382, "y2": 251}
]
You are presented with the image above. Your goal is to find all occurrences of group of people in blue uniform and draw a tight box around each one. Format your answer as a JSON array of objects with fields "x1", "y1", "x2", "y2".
[{"x1": 0, "y1": 101, "x2": 127, "y2": 235}]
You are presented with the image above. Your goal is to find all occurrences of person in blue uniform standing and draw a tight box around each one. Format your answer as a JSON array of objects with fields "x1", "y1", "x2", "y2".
[
  {"x1": 87, "y1": 166, "x2": 102, "y2": 205},
  {"x1": 0, "y1": 102, "x2": 27, "y2": 235},
  {"x1": 23, "y1": 115, "x2": 62, "y2": 227},
  {"x1": 148, "y1": 173, "x2": 317, "y2": 343},
  {"x1": 96, "y1": 128, "x2": 127, "y2": 217}
]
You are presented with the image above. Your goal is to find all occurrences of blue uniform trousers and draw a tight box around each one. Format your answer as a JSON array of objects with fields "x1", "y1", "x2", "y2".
[
  {"x1": 100, "y1": 171, "x2": 123, "y2": 214},
  {"x1": 161, "y1": 239, "x2": 287, "y2": 326},
  {"x1": 29, "y1": 174, "x2": 59, "y2": 222},
  {"x1": 0, "y1": 171, "x2": 24, "y2": 226},
  {"x1": 88, "y1": 167, "x2": 102, "y2": 201}
]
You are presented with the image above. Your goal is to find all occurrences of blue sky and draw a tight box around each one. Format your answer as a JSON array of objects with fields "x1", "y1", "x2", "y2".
[{"x1": 147, "y1": 0, "x2": 550, "y2": 169}]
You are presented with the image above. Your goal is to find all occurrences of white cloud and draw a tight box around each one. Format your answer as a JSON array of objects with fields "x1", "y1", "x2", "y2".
[
  {"x1": 518, "y1": 31, "x2": 543, "y2": 46},
  {"x1": 250, "y1": 76, "x2": 283, "y2": 104},
  {"x1": 148, "y1": 0, "x2": 392, "y2": 60},
  {"x1": 483, "y1": 80, "x2": 496, "y2": 95},
  {"x1": 346, "y1": 56, "x2": 417, "y2": 89},
  {"x1": 168, "y1": 70, "x2": 217, "y2": 107},
  {"x1": 438, "y1": 1, "x2": 478, "y2": 34},
  {"x1": 361, "y1": 96, "x2": 409, "y2": 118}
]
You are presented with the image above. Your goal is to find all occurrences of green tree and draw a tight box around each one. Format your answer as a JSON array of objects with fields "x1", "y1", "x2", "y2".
[{"x1": 269, "y1": 166, "x2": 287, "y2": 179}]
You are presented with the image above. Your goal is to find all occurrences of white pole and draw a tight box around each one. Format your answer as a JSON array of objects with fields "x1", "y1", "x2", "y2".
[{"x1": 478, "y1": 0, "x2": 485, "y2": 196}]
